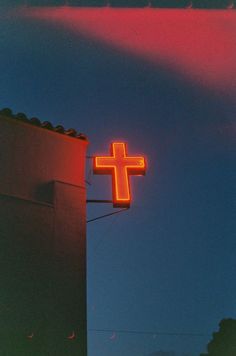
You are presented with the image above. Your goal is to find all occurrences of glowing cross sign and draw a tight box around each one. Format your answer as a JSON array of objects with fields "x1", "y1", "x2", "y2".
[{"x1": 93, "y1": 142, "x2": 146, "y2": 208}]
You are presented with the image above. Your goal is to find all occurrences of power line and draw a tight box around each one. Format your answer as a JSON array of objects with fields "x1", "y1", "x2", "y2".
[
  {"x1": 87, "y1": 213, "x2": 119, "y2": 263},
  {"x1": 88, "y1": 328, "x2": 210, "y2": 337}
]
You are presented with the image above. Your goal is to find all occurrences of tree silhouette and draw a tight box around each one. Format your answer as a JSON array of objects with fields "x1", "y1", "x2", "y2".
[{"x1": 200, "y1": 318, "x2": 236, "y2": 356}]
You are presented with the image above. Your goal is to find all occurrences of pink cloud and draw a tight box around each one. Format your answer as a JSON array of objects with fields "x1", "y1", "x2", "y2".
[{"x1": 16, "y1": 7, "x2": 236, "y2": 93}]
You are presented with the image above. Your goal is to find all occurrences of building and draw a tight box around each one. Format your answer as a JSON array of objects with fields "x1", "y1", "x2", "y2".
[{"x1": 0, "y1": 109, "x2": 88, "y2": 355}]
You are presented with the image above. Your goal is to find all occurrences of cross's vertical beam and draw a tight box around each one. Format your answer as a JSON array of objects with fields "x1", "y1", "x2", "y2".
[{"x1": 94, "y1": 142, "x2": 146, "y2": 208}]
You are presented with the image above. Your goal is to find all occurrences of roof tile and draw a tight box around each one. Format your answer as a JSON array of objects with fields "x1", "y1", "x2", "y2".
[{"x1": 0, "y1": 108, "x2": 87, "y2": 141}]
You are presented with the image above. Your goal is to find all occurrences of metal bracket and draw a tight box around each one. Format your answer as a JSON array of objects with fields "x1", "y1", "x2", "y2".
[
  {"x1": 86, "y1": 208, "x2": 129, "y2": 223},
  {"x1": 86, "y1": 199, "x2": 113, "y2": 204}
]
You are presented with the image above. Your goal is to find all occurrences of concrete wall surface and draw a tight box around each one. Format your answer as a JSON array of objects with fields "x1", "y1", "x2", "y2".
[{"x1": 0, "y1": 115, "x2": 88, "y2": 355}]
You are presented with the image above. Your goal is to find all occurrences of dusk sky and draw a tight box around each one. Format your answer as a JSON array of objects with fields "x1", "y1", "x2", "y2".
[{"x1": 1, "y1": 4, "x2": 236, "y2": 356}]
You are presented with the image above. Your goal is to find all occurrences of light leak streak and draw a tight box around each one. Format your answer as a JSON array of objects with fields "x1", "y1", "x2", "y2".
[{"x1": 18, "y1": 7, "x2": 236, "y2": 92}]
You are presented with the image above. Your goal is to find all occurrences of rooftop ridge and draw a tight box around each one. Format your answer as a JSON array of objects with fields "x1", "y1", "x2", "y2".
[{"x1": 0, "y1": 108, "x2": 87, "y2": 141}]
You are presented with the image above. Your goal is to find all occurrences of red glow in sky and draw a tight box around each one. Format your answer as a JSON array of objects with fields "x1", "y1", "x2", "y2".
[{"x1": 18, "y1": 7, "x2": 236, "y2": 92}]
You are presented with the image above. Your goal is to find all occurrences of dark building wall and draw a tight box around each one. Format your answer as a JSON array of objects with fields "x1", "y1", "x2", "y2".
[
  {"x1": 0, "y1": 114, "x2": 88, "y2": 355},
  {"x1": 0, "y1": 116, "x2": 86, "y2": 202}
]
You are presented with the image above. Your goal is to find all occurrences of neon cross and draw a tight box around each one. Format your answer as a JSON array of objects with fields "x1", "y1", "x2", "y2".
[{"x1": 93, "y1": 142, "x2": 146, "y2": 208}]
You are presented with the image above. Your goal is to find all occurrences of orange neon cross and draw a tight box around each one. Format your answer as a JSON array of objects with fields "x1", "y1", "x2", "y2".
[{"x1": 93, "y1": 142, "x2": 146, "y2": 208}]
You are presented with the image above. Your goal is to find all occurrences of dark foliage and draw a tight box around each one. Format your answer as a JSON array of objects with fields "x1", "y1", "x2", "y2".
[{"x1": 200, "y1": 319, "x2": 236, "y2": 356}]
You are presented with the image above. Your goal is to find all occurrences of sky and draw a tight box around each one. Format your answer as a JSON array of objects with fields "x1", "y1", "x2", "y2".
[{"x1": 0, "y1": 5, "x2": 236, "y2": 356}]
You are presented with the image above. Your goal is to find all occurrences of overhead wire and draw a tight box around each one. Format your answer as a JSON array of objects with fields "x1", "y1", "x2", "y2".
[
  {"x1": 88, "y1": 328, "x2": 210, "y2": 337},
  {"x1": 87, "y1": 213, "x2": 119, "y2": 264}
]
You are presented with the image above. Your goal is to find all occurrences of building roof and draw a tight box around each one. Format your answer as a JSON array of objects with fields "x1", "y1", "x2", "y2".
[{"x1": 0, "y1": 108, "x2": 87, "y2": 141}]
